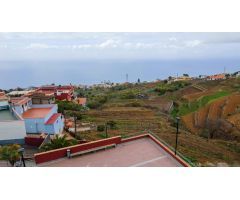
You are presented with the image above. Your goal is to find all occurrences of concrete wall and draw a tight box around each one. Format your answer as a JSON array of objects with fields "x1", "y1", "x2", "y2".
[
  {"x1": 24, "y1": 118, "x2": 46, "y2": 133},
  {"x1": 10, "y1": 100, "x2": 32, "y2": 117},
  {"x1": 34, "y1": 136, "x2": 122, "y2": 164}
]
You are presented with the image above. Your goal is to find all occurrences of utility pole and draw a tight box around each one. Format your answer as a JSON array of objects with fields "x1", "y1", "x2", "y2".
[
  {"x1": 74, "y1": 115, "x2": 77, "y2": 134},
  {"x1": 105, "y1": 122, "x2": 108, "y2": 138},
  {"x1": 126, "y1": 73, "x2": 128, "y2": 83},
  {"x1": 175, "y1": 117, "x2": 180, "y2": 155}
]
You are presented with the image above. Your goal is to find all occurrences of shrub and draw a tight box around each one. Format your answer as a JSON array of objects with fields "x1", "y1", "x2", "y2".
[
  {"x1": 40, "y1": 135, "x2": 78, "y2": 151},
  {"x1": 97, "y1": 125, "x2": 105, "y2": 132},
  {"x1": 0, "y1": 144, "x2": 21, "y2": 166},
  {"x1": 200, "y1": 129, "x2": 210, "y2": 139},
  {"x1": 87, "y1": 101, "x2": 101, "y2": 109},
  {"x1": 57, "y1": 100, "x2": 83, "y2": 113},
  {"x1": 125, "y1": 101, "x2": 142, "y2": 107},
  {"x1": 120, "y1": 91, "x2": 136, "y2": 99},
  {"x1": 65, "y1": 111, "x2": 83, "y2": 120},
  {"x1": 107, "y1": 120, "x2": 117, "y2": 129}
]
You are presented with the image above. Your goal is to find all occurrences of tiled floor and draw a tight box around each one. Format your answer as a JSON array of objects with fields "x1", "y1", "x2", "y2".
[{"x1": 42, "y1": 138, "x2": 183, "y2": 167}]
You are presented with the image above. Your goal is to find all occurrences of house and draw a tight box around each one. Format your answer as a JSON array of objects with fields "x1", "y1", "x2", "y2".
[
  {"x1": 198, "y1": 75, "x2": 208, "y2": 80},
  {"x1": 9, "y1": 97, "x2": 32, "y2": 119},
  {"x1": 30, "y1": 92, "x2": 55, "y2": 104},
  {"x1": 0, "y1": 94, "x2": 27, "y2": 144},
  {"x1": 76, "y1": 98, "x2": 87, "y2": 106},
  {"x1": 173, "y1": 75, "x2": 192, "y2": 82},
  {"x1": 7, "y1": 90, "x2": 35, "y2": 97},
  {"x1": 207, "y1": 73, "x2": 226, "y2": 81},
  {"x1": 55, "y1": 85, "x2": 74, "y2": 101},
  {"x1": 35, "y1": 85, "x2": 74, "y2": 101},
  {"x1": 22, "y1": 104, "x2": 64, "y2": 135},
  {"x1": 0, "y1": 92, "x2": 9, "y2": 110}
]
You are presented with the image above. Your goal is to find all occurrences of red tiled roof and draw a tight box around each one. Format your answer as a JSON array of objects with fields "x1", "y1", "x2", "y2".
[
  {"x1": 45, "y1": 113, "x2": 61, "y2": 125},
  {"x1": 22, "y1": 107, "x2": 52, "y2": 119},
  {"x1": 208, "y1": 74, "x2": 225, "y2": 79}
]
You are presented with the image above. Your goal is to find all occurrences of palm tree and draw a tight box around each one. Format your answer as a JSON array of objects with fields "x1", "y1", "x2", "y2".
[
  {"x1": 40, "y1": 135, "x2": 78, "y2": 151},
  {"x1": 0, "y1": 144, "x2": 21, "y2": 166}
]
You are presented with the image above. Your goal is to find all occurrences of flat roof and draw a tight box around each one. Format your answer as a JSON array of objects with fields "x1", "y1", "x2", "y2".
[
  {"x1": 41, "y1": 137, "x2": 183, "y2": 167},
  {"x1": 0, "y1": 120, "x2": 26, "y2": 141},
  {"x1": 22, "y1": 107, "x2": 52, "y2": 119}
]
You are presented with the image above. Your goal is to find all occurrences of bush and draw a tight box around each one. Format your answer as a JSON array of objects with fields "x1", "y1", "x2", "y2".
[
  {"x1": 154, "y1": 81, "x2": 191, "y2": 96},
  {"x1": 200, "y1": 129, "x2": 210, "y2": 139},
  {"x1": 107, "y1": 120, "x2": 117, "y2": 129},
  {"x1": 87, "y1": 101, "x2": 101, "y2": 109},
  {"x1": 0, "y1": 144, "x2": 21, "y2": 166},
  {"x1": 65, "y1": 111, "x2": 83, "y2": 120},
  {"x1": 125, "y1": 101, "x2": 142, "y2": 107},
  {"x1": 120, "y1": 91, "x2": 136, "y2": 99},
  {"x1": 57, "y1": 100, "x2": 83, "y2": 113},
  {"x1": 97, "y1": 125, "x2": 105, "y2": 132}
]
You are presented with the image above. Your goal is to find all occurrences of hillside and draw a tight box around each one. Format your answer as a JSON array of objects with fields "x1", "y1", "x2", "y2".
[{"x1": 72, "y1": 78, "x2": 240, "y2": 166}]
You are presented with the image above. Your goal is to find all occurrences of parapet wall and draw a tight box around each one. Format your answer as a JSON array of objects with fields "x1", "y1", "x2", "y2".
[
  {"x1": 34, "y1": 134, "x2": 190, "y2": 167},
  {"x1": 34, "y1": 136, "x2": 122, "y2": 164}
]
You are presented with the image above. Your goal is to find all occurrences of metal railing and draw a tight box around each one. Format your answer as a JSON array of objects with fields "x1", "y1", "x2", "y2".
[
  {"x1": 121, "y1": 129, "x2": 195, "y2": 166},
  {"x1": 147, "y1": 130, "x2": 195, "y2": 166}
]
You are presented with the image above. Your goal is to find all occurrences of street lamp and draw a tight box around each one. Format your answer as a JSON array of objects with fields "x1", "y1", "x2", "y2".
[
  {"x1": 18, "y1": 148, "x2": 26, "y2": 167},
  {"x1": 174, "y1": 117, "x2": 180, "y2": 155}
]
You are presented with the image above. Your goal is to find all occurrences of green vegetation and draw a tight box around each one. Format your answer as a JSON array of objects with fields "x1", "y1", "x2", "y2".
[
  {"x1": 40, "y1": 135, "x2": 78, "y2": 151},
  {"x1": 172, "y1": 91, "x2": 231, "y2": 117},
  {"x1": 154, "y1": 81, "x2": 191, "y2": 95},
  {"x1": 97, "y1": 125, "x2": 105, "y2": 132},
  {"x1": 106, "y1": 120, "x2": 118, "y2": 129},
  {"x1": 0, "y1": 144, "x2": 21, "y2": 166},
  {"x1": 57, "y1": 100, "x2": 84, "y2": 113},
  {"x1": 87, "y1": 94, "x2": 108, "y2": 109}
]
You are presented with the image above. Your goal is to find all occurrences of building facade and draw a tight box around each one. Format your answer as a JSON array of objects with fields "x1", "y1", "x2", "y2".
[{"x1": 22, "y1": 104, "x2": 64, "y2": 135}]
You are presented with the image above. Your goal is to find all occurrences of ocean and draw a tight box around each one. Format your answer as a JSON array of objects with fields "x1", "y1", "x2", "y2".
[{"x1": 0, "y1": 59, "x2": 240, "y2": 89}]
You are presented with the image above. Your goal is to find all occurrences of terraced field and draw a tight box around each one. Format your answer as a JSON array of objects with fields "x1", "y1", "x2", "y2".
[{"x1": 182, "y1": 93, "x2": 240, "y2": 137}]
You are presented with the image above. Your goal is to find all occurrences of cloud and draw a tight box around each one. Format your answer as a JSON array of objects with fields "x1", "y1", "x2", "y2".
[
  {"x1": 71, "y1": 44, "x2": 92, "y2": 49},
  {"x1": 0, "y1": 44, "x2": 7, "y2": 48},
  {"x1": 184, "y1": 40, "x2": 202, "y2": 47},
  {"x1": 97, "y1": 39, "x2": 120, "y2": 48},
  {"x1": 169, "y1": 37, "x2": 177, "y2": 41},
  {"x1": 26, "y1": 43, "x2": 58, "y2": 49}
]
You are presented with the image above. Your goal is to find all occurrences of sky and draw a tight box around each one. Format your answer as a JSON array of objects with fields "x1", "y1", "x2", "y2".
[
  {"x1": 1, "y1": 32, "x2": 240, "y2": 60},
  {"x1": 0, "y1": 32, "x2": 240, "y2": 89}
]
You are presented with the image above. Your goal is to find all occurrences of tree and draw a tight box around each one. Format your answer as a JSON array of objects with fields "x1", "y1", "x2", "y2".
[
  {"x1": 137, "y1": 78, "x2": 141, "y2": 83},
  {"x1": 225, "y1": 73, "x2": 230, "y2": 79},
  {"x1": 40, "y1": 135, "x2": 78, "y2": 151},
  {"x1": 0, "y1": 144, "x2": 21, "y2": 166},
  {"x1": 183, "y1": 74, "x2": 189, "y2": 77}
]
